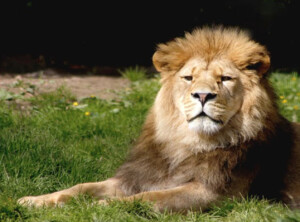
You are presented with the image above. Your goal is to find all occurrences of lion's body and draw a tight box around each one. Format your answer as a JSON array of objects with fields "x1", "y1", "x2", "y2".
[
  {"x1": 19, "y1": 27, "x2": 300, "y2": 212},
  {"x1": 284, "y1": 122, "x2": 300, "y2": 207}
]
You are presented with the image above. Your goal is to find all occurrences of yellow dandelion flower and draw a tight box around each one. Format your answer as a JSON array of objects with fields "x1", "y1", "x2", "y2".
[
  {"x1": 294, "y1": 105, "x2": 299, "y2": 110},
  {"x1": 280, "y1": 96, "x2": 284, "y2": 99},
  {"x1": 297, "y1": 92, "x2": 300, "y2": 96},
  {"x1": 292, "y1": 77, "x2": 297, "y2": 81},
  {"x1": 125, "y1": 88, "x2": 131, "y2": 91},
  {"x1": 85, "y1": 111, "x2": 91, "y2": 116},
  {"x1": 282, "y1": 99, "x2": 287, "y2": 104},
  {"x1": 73, "y1": 102, "x2": 79, "y2": 106},
  {"x1": 90, "y1": 95, "x2": 95, "y2": 98}
]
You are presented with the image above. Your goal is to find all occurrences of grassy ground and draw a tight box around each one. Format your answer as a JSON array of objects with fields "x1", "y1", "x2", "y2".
[{"x1": 0, "y1": 71, "x2": 300, "y2": 221}]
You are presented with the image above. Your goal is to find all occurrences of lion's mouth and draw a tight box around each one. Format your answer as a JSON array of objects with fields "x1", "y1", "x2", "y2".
[{"x1": 188, "y1": 112, "x2": 224, "y2": 125}]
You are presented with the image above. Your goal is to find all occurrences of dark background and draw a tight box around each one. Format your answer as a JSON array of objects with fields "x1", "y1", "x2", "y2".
[{"x1": 0, "y1": 0, "x2": 299, "y2": 73}]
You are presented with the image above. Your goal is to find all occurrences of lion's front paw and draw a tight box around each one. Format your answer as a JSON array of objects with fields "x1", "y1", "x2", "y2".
[{"x1": 18, "y1": 193, "x2": 69, "y2": 207}]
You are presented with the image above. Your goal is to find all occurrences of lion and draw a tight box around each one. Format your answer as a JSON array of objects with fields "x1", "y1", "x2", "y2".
[{"x1": 18, "y1": 26, "x2": 300, "y2": 212}]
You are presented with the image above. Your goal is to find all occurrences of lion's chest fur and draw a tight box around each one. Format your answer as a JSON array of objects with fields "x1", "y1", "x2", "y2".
[{"x1": 116, "y1": 141, "x2": 251, "y2": 195}]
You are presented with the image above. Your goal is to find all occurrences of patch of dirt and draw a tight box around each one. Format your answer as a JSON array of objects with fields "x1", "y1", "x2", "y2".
[{"x1": 0, "y1": 69, "x2": 130, "y2": 100}]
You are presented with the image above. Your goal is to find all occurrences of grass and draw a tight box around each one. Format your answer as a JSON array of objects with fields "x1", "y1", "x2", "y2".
[
  {"x1": 119, "y1": 66, "x2": 148, "y2": 82},
  {"x1": 0, "y1": 71, "x2": 300, "y2": 221}
]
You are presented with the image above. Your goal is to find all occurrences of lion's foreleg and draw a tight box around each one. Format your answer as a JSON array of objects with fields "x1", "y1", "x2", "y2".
[
  {"x1": 18, "y1": 178, "x2": 124, "y2": 207},
  {"x1": 105, "y1": 182, "x2": 219, "y2": 212}
]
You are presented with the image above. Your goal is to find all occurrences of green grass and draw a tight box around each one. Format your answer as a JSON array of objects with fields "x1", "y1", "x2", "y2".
[
  {"x1": 0, "y1": 72, "x2": 300, "y2": 221},
  {"x1": 119, "y1": 66, "x2": 148, "y2": 82}
]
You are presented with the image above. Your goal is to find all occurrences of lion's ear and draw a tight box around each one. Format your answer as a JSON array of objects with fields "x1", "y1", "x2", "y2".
[
  {"x1": 152, "y1": 40, "x2": 190, "y2": 73},
  {"x1": 152, "y1": 49, "x2": 171, "y2": 72},
  {"x1": 245, "y1": 47, "x2": 271, "y2": 76}
]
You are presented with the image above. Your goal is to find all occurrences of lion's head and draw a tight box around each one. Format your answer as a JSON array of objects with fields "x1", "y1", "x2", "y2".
[{"x1": 151, "y1": 27, "x2": 279, "y2": 152}]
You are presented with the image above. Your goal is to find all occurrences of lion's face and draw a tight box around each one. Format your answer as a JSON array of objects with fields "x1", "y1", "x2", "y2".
[
  {"x1": 173, "y1": 57, "x2": 244, "y2": 134},
  {"x1": 152, "y1": 27, "x2": 273, "y2": 148}
]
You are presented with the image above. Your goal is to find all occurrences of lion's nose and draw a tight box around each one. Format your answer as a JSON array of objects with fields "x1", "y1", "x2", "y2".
[{"x1": 191, "y1": 92, "x2": 217, "y2": 105}]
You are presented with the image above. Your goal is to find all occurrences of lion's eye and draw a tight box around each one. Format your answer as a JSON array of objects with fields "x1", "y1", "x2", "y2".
[
  {"x1": 221, "y1": 76, "x2": 232, "y2": 82},
  {"x1": 183, "y1": 76, "x2": 193, "y2": 81}
]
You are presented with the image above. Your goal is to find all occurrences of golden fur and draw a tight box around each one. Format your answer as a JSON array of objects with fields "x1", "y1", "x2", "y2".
[{"x1": 18, "y1": 26, "x2": 300, "y2": 212}]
